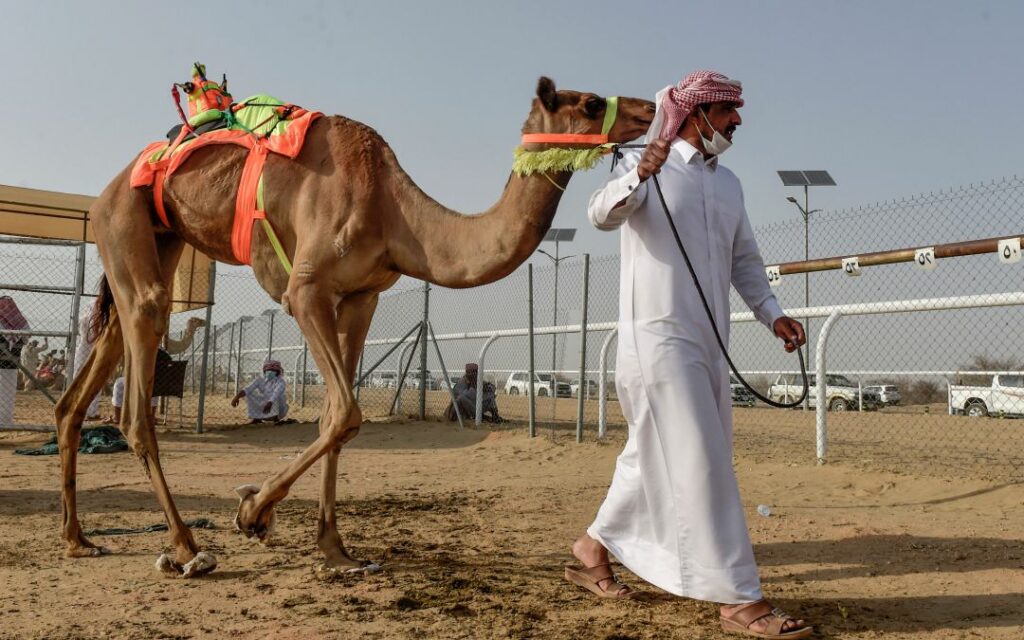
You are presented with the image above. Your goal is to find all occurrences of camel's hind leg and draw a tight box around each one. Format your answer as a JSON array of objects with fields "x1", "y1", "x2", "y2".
[
  {"x1": 54, "y1": 309, "x2": 124, "y2": 557},
  {"x1": 316, "y1": 292, "x2": 379, "y2": 570},
  {"x1": 92, "y1": 183, "x2": 215, "y2": 577}
]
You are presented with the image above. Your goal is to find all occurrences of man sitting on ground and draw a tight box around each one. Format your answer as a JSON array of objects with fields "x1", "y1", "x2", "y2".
[
  {"x1": 231, "y1": 360, "x2": 290, "y2": 424},
  {"x1": 446, "y1": 363, "x2": 503, "y2": 423}
]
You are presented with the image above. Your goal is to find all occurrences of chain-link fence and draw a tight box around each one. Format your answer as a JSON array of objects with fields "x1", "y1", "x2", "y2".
[{"x1": 3, "y1": 177, "x2": 1021, "y2": 477}]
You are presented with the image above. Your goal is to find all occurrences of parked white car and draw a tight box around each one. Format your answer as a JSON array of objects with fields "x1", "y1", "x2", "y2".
[
  {"x1": 570, "y1": 378, "x2": 599, "y2": 399},
  {"x1": 949, "y1": 374, "x2": 1024, "y2": 417},
  {"x1": 767, "y1": 373, "x2": 881, "y2": 411},
  {"x1": 504, "y1": 371, "x2": 572, "y2": 397},
  {"x1": 864, "y1": 383, "x2": 901, "y2": 405},
  {"x1": 370, "y1": 372, "x2": 398, "y2": 389}
]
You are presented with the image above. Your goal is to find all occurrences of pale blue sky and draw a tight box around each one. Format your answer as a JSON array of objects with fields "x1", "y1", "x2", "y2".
[{"x1": 2, "y1": 0, "x2": 1022, "y2": 263}]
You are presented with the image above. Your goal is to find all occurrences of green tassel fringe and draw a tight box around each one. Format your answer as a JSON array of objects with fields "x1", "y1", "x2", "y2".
[{"x1": 512, "y1": 146, "x2": 612, "y2": 177}]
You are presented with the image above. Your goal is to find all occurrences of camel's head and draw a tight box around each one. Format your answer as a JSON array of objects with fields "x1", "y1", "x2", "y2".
[
  {"x1": 233, "y1": 484, "x2": 277, "y2": 544},
  {"x1": 521, "y1": 77, "x2": 655, "y2": 150},
  {"x1": 186, "y1": 317, "x2": 207, "y2": 331}
]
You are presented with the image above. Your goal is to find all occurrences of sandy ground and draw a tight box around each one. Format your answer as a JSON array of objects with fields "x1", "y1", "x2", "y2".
[{"x1": 0, "y1": 417, "x2": 1022, "y2": 640}]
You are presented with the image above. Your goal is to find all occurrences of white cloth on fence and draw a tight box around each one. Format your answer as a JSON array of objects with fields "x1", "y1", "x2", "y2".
[
  {"x1": 585, "y1": 137, "x2": 784, "y2": 604},
  {"x1": 0, "y1": 369, "x2": 16, "y2": 425},
  {"x1": 72, "y1": 313, "x2": 101, "y2": 417},
  {"x1": 112, "y1": 377, "x2": 158, "y2": 409},
  {"x1": 243, "y1": 376, "x2": 288, "y2": 419}
]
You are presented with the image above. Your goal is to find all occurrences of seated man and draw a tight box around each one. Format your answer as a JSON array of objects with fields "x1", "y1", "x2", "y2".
[
  {"x1": 446, "y1": 363, "x2": 503, "y2": 423},
  {"x1": 231, "y1": 360, "x2": 289, "y2": 424}
]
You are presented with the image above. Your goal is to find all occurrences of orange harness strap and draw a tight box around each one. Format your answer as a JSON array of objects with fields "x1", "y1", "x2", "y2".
[
  {"x1": 231, "y1": 141, "x2": 270, "y2": 265},
  {"x1": 153, "y1": 168, "x2": 171, "y2": 227}
]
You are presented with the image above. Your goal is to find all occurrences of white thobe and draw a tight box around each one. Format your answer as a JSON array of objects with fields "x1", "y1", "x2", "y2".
[
  {"x1": 243, "y1": 376, "x2": 288, "y2": 419},
  {"x1": 73, "y1": 313, "x2": 101, "y2": 417},
  {"x1": 586, "y1": 139, "x2": 784, "y2": 604}
]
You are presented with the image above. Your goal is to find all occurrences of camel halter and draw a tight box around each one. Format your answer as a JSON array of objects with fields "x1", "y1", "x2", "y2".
[{"x1": 512, "y1": 96, "x2": 620, "y2": 190}]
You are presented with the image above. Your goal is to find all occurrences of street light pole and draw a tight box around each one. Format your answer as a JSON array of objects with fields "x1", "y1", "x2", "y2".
[
  {"x1": 779, "y1": 170, "x2": 836, "y2": 411},
  {"x1": 551, "y1": 239, "x2": 559, "y2": 398},
  {"x1": 539, "y1": 228, "x2": 576, "y2": 402}
]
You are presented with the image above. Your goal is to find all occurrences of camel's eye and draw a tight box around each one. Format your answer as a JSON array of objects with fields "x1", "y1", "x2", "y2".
[{"x1": 584, "y1": 96, "x2": 605, "y2": 118}]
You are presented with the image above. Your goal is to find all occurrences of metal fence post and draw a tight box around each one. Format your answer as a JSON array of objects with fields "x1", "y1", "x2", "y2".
[
  {"x1": 598, "y1": 329, "x2": 617, "y2": 439},
  {"x1": 225, "y1": 322, "x2": 235, "y2": 398},
  {"x1": 476, "y1": 334, "x2": 500, "y2": 427},
  {"x1": 528, "y1": 264, "x2": 536, "y2": 437},
  {"x1": 234, "y1": 318, "x2": 246, "y2": 396},
  {"x1": 64, "y1": 242, "x2": 87, "y2": 391},
  {"x1": 293, "y1": 350, "x2": 303, "y2": 404},
  {"x1": 815, "y1": 311, "x2": 843, "y2": 464},
  {"x1": 419, "y1": 280, "x2": 430, "y2": 419},
  {"x1": 300, "y1": 340, "x2": 308, "y2": 408},
  {"x1": 210, "y1": 325, "x2": 218, "y2": 396},
  {"x1": 195, "y1": 261, "x2": 216, "y2": 433},
  {"x1": 267, "y1": 311, "x2": 276, "y2": 361},
  {"x1": 575, "y1": 254, "x2": 590, "y2": 443}
]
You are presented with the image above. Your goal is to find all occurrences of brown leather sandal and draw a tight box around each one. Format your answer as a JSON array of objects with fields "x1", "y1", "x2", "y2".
[
  {"x1": 720, "y1": 600, "x2": 813, "y2": 638},
  {"x1": 564, "y1": 563, "x2": 636, "y2": 599}
]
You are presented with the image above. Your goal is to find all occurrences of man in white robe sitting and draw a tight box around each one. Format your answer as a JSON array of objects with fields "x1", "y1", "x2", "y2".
[
  {"x1": 565, "y1": 71, "x2": 812, "y2": 639},
  {"x1": 231, "y1": 360, "x2": 289, "y2": 424}
]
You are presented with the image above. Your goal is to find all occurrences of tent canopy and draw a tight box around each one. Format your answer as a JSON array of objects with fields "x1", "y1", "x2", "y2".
[{"x1": 0, "y1": 184, "x2": 212, "y2": 312}]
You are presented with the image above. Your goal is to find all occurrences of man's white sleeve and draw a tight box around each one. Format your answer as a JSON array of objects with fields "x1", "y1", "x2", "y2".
[
  {"x1": 587, "y1": 151, "x2": 648, "y2": 231},
  {"x1": 732, "y1": 204, "x2": 785, "y2": 329}
]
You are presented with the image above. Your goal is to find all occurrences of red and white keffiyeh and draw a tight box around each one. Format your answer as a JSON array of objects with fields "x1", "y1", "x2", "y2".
[{"x1": 651, "y1": 70, "x2": 744, "y2": 142}]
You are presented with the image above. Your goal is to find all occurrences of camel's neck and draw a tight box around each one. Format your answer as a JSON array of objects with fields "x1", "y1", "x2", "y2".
[{"x1": 384, "y1": 150, "x2": 569, "y2": 288}]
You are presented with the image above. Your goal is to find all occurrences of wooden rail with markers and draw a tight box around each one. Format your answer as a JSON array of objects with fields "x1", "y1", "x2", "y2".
[{"x1": 764, "y1": 233, "x2": 1023, "y2": 283}]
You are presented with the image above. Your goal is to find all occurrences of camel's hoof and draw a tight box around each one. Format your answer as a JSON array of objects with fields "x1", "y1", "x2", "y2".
[
  {"x1": 182, "y1": 552, "x2": 217, "y2": 578},
  {"x1": 234, "y1": 484, "x2": 277, "y2": 544},
  {"x1": 67, "y1": 545, "x2": 112, "y2": 558},
  {"x1": 317, "y1": 561, "x2": 381, "y2": 576},
  {"x1": 156, "y1": 552, "x2": 218, "y2": 578}
]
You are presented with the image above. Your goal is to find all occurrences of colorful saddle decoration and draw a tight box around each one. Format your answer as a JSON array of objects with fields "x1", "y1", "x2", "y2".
[{"x1": 130, "y1": 63, "x2": 323, "y2": 272}]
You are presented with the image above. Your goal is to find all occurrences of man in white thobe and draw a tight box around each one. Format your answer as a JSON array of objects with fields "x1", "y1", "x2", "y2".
[
  {"x1": 231, "y1": 360, "x2": 289, "y2": 423},
  {"x1": 566, "y1": 71, "x2": 811, "y2": 639}
]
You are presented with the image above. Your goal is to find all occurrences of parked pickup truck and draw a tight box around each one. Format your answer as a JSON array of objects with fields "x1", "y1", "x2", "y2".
[
  {"x1": 767, "y1": 373, "x2": 881, "y2": 411},
  {"x1": 949, "y1": 374, "x2": 1024, "y2": 417}
]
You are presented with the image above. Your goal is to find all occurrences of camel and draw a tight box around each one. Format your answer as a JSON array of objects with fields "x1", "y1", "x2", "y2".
[
  {"x1": 54, "y1": 77, "x2": 654, "y2": 577},
  {"x1": 165, "y1": 317, "x2": 206, "y2": 355}
]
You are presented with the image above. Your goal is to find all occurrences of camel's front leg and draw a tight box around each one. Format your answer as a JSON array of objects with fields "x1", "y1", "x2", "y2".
[
  {"x1": 234, "y1": 278, "x2": 365, "y2": 552},
  {"x1": 55, "y1": 310, "x2": 124, "y2": 557}
]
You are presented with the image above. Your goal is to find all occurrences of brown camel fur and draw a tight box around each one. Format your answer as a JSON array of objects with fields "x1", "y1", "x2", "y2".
[{"x1": 54, "y1": 77, "x2": 654, "y2": 577}]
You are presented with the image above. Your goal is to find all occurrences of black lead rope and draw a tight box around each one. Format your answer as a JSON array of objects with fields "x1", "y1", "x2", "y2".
[{"x1": 611, "y1": 144, "x2": 809, "y2": 409}]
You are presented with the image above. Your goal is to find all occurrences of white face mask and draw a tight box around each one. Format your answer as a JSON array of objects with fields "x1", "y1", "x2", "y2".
[{"x1": 696, "y1": 108, "x2": 732, "y2": 156}]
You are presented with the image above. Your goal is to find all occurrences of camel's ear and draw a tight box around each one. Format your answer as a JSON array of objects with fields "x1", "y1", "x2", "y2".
[
  {"x1": 235, "y1": 484, "x2": 260, "y2": 499},
  {"x1": 536, "y1": 76, "x2": 558, "y2": 112}
]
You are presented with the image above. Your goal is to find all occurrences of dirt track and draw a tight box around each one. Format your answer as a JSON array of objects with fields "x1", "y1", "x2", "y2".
[{"x1": 1, "y1": 417, "x2": 1022, "y2": 639}]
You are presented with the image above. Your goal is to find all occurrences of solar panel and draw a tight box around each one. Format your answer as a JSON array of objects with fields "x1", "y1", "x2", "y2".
[
  {"x1": 777, "y1": 170, "x2": 810, "y2": 186},
  {"x1": 803, "y1": 170, "x2": 836, "y2": 186},
  {"x1": 544, "y1": 228, "x2": 577, "y2": 242}
]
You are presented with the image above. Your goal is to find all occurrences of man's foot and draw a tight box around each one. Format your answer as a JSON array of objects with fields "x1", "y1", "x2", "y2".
[
  {"x1": 567, "y1": 534, "x2": 635, "y2": 598},
  {"x1": 720, "y1": 601, "x2": 811, "y2": 638}
]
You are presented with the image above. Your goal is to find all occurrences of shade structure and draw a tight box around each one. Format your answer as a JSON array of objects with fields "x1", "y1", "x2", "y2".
[{"x1": 0, "y1": 183, "x2": 213, "y2": 312}]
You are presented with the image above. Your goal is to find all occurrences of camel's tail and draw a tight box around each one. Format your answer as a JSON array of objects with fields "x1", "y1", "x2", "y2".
[{"x1": 86, "y1": 275, "x2": 115, "y2": 343}]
